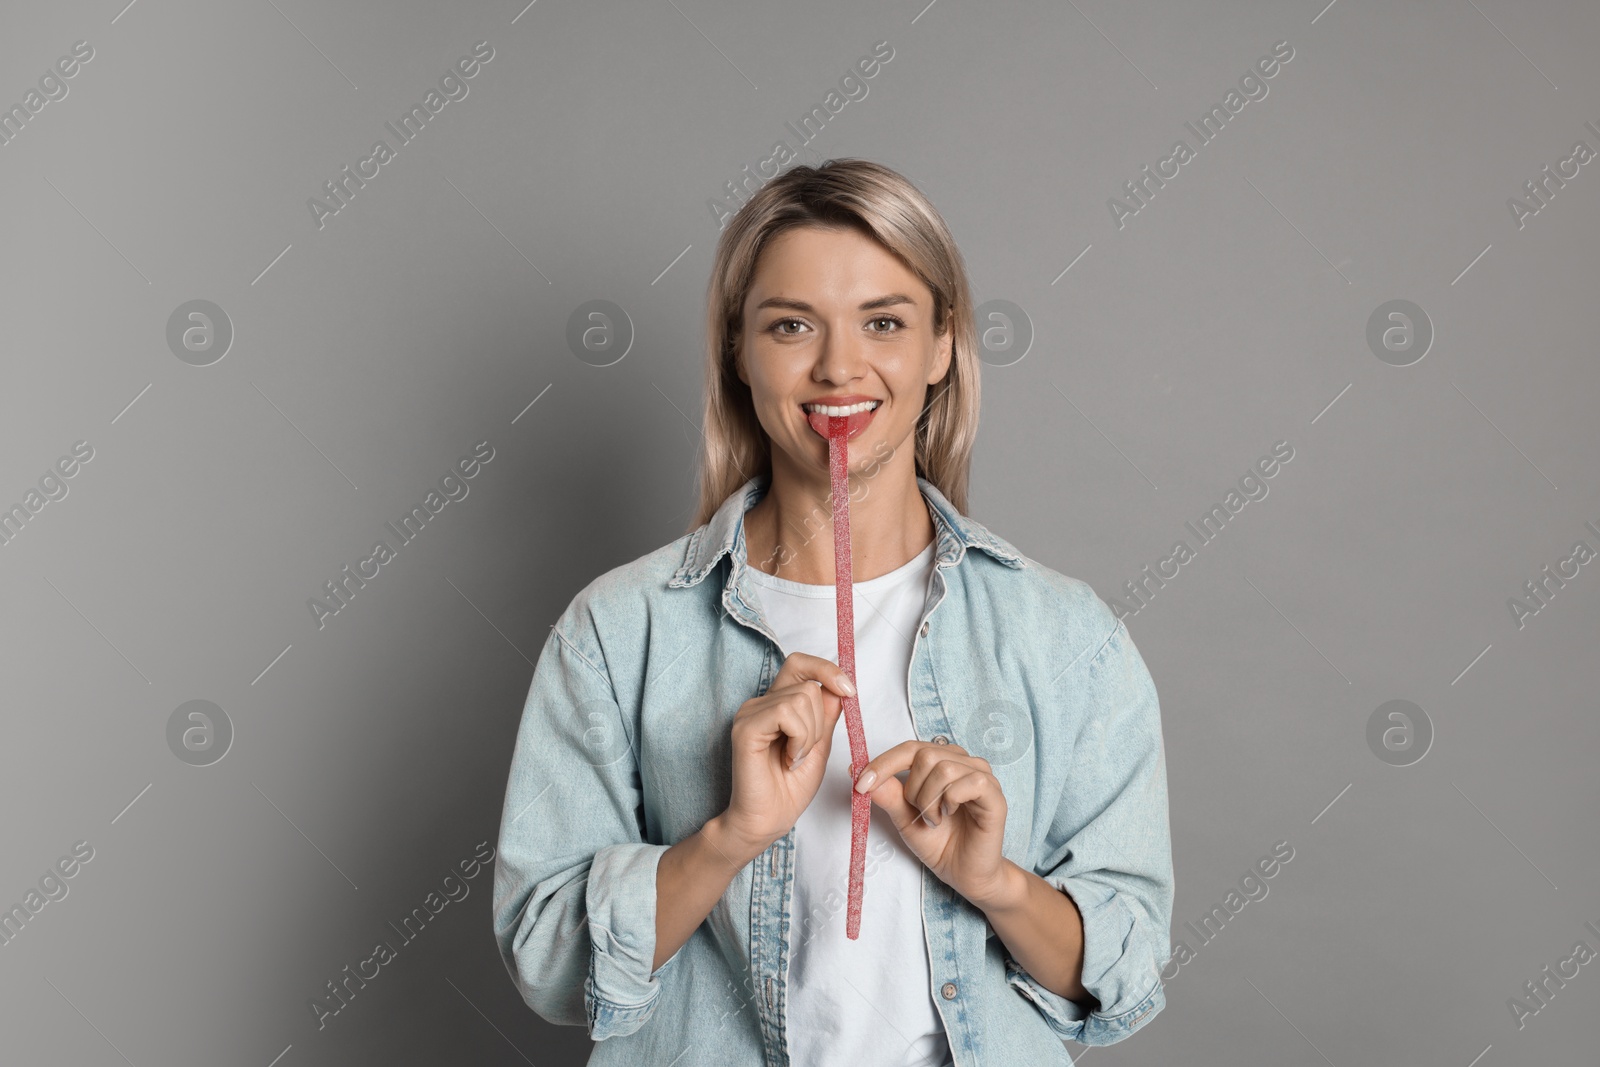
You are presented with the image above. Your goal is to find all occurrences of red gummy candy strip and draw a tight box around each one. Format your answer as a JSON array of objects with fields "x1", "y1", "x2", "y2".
[{"x1": 826, "y1": 414, "x2": 871, "y2": 940}]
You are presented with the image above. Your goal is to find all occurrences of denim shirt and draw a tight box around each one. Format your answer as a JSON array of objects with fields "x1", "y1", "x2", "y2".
[{"x1": 493, "y1": 473, "x2": 1173, "y2": 1066}]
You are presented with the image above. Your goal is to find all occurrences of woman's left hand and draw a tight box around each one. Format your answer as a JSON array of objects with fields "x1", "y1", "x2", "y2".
[{"x1": 852, "y1": 741, "x2": 1011, "y2": 907}]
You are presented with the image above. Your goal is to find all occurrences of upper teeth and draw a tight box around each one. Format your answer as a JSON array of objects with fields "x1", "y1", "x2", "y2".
[{"x1": 804, "y1": 400, "x2": 880, "y2": 415}]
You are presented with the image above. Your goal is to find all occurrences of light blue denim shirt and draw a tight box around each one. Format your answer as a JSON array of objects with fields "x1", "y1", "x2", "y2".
[{"x1": 493, "y1": 473, "x2": 1173, "y2": 1066}]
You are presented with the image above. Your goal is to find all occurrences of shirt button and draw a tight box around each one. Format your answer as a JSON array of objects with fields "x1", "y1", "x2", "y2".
[
  {"x1": 920, "y1": 621, "x2": 930, "y2": 637},
  {"x1": 932, "y1": 734, "x2": 949, "y2": 745},
  {"x1": 941, "y1": 981, "x2": 958, "y2": 999}
]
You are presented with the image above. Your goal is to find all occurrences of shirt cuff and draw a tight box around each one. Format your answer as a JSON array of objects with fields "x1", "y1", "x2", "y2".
[
  {"x1": 1002, "y1": 876, "x2": 1165, "y2": 1046},
  {"x1": 583, "y1": 841, "x2": 686, "y2": 1040}
]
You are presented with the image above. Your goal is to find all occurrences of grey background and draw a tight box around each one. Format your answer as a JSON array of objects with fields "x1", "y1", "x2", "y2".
[{"x1": 2, "y1": 0, "x2": 1596, "y2": 1063}]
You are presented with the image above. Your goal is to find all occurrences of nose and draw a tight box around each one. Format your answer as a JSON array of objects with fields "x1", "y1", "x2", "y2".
[{"x1": 811, "y1": 330, "x2": 868, "y2": 386}]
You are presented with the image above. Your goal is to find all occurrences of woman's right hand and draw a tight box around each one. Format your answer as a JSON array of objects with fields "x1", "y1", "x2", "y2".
[{"x1": 717, "y1": 652, "x2": 856, "y2": 861}]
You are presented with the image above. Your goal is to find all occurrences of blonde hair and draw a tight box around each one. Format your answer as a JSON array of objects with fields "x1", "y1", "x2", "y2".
[{"x1": 690, "y1": 157, "x2": 982, "y2": 530}]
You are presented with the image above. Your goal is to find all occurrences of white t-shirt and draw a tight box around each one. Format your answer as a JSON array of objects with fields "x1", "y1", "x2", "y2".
[{"x1": 745, "y1": 538, "x2": 953, "y2": 1067}]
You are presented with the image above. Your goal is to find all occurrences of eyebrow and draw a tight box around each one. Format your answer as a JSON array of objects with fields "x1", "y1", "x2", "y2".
[{"x1": 753, "y1": 293, "x2": 918, "y2": 313}]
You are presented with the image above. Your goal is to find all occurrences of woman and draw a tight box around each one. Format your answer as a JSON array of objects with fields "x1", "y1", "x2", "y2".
[{"x1": 493, "y1": 159, "x2": 1173, "y2": 1067}]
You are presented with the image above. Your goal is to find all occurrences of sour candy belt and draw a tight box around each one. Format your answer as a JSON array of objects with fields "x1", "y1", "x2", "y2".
[{"x1": 826, "y1": 413, "x2": 871, "y2": 940}]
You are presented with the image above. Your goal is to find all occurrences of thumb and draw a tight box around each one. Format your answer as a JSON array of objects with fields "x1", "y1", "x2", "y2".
[
  {"x1": 817, "y1": 699, "x2": 850, "y2": 758},
  {"x1": 794, "y1": 694, "x2": 841, "y2": 771},
  {"x1": 863, "y1": 771, "x2": 919, "y2": 830}
]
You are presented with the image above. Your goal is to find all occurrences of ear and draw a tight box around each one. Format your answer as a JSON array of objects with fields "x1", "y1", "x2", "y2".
[{"x1": 928, "y1": 315, "x2": 954, "y2": 386}]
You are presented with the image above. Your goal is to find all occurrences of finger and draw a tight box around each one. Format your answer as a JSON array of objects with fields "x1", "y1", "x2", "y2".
[
  {"x1": 750, "y1": 697, "x2": 818, "y2": 768},
  {"x1": 933, "y1": 769, "x2": 1002, "y2": 827},
  {"x1": 853, "y1": 740, "x2": 973, "y2": 797},
  {"x1": 874, "y1": 747, "x2": 985, "y2": 829},
  {"x1": 770, "y1": 682, "x2": 827, "y2": 767},
  {"x1": 851, "y1": 739, "x2": 922, "y2": 795},
  {"x1": 776, "y1": 652, "x2": 857, "y2": 699},
  {"x1": 867, "y1": 768, "x2": 959, "y2": 832},
  {"x1": 794, "y1": 685, "x2": 825, "y2": 766},
  {"x1": 904, "y1": 761, "x2": 964, "y2": 828},
  {"x1": 862, "y1": 767, "x2": 917, "y2": 830},
  {"x1": 819, "y1": 679, "x2": 846, "y2": 724},
  {"x1": 811, "y1": 680, "x2": 847, "y2": 735},
  {"x1": 904, "y1": 776, "x2": 944, "y2": 829},
  {"x1": 909, "y1": 746, "x2": 988, "y2": 816}
]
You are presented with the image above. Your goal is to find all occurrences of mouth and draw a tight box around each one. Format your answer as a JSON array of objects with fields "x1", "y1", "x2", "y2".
[{"x1": 803, "y1": 399, "x2": 881, "y2": 441}]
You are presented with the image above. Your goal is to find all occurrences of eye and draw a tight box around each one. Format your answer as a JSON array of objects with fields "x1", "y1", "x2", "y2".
[
  {"x1": 768, "y1": 317, "x2": 806, "y2": 336},
  {"x1": 868, "y1": 315, "x2": 906, "y2": 333}
]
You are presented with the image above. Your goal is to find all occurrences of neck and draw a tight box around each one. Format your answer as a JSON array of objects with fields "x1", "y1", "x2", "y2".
[{"x1": 743, "y1": 449, "x2": 935, "y2": 585}]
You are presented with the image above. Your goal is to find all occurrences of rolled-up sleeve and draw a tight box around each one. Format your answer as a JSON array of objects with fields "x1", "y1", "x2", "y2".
[
  {"x1": 492, "y1": 617, "x2": 688, "y2": 1041},
  {"x1": 1004, "y1": 611, "x2": 1173, "y2": 1047}
]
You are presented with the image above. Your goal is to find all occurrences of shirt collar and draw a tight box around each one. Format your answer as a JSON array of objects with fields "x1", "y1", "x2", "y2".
[{"x1": 669, "y1": 471, "x2": 1024, "y2": 589}]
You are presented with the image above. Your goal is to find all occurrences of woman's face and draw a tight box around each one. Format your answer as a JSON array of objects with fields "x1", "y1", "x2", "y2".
[{"x1": 737, "y1": 224, "x2": 952, "y2": 480}]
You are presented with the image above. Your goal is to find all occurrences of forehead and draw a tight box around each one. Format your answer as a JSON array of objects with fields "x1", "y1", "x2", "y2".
[{"x1": 745, "y1": 226, "x2": 928, "y2": 308}]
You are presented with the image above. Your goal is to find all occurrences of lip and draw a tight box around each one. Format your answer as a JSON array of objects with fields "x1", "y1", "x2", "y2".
[
  {"x1": 803, "y1": 396, "x2": 881, "y2": 442},
  {"x1": 803, "y1": 394, "x2": 880, "y2": 406}
]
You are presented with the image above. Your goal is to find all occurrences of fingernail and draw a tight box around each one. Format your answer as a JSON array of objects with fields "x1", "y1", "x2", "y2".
[
  {"x1": 854, "y1": 768, "x2": 876, "y2": 792},
  {"x1": 840, "y1": 676, "x2": 857, "y2": 696}
]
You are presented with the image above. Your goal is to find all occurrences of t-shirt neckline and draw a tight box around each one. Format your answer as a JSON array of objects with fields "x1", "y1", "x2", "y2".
[{"x1": 744, "y1": 538, "x2": 936, "y2": 598}]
